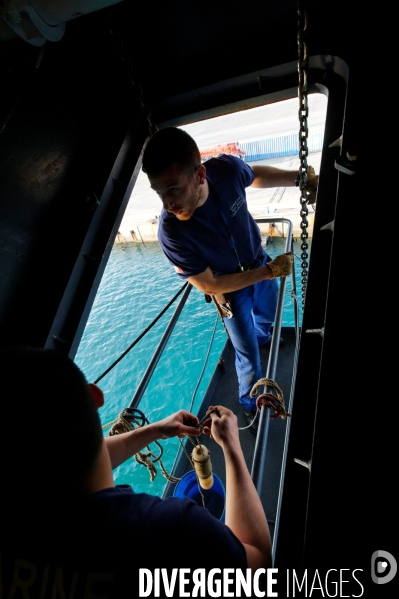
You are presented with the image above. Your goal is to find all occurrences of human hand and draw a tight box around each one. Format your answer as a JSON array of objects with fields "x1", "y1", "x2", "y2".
[
  {"x1": 155, "y1": 410, "x2": 200, "y2": 439},
  {"x1": 202, "y1": 405, "x2": 240, "y2": 449},
  {"x1": 267, "y1": 252, "x2": 294, "y2": 278},
  {"x1": 305, "y1": 165, "x2": 318, "y2": 204}
]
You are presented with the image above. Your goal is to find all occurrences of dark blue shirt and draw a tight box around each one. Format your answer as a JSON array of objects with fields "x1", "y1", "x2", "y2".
[
  {"x1": 1, "y1": 485, "x2": 247, "y2": 598},
  {"x1": 158, "y1": 155, "x2": 263, "y2": 278}
]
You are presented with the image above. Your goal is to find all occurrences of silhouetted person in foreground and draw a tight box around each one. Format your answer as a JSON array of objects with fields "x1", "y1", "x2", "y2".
[{"x1": 0, "y1": 346, "x2": 272, "y2": 598}]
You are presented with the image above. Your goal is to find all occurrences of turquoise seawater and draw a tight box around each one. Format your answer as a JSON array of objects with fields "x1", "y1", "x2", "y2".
[{"x1": 74, "y1": 236, "x2": 311, "y2": 497}]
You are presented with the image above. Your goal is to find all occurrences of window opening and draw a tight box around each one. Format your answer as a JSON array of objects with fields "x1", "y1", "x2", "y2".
[{"x1": 74, "y1": 94, "x2": 327, "y2": 497}]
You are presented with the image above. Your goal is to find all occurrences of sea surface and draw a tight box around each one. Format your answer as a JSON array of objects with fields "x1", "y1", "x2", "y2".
[{"x1": 74, "y1": 236, "x2": 311, "y2": 497}]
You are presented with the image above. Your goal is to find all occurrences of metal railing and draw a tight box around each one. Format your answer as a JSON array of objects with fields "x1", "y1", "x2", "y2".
[
  {"x1": 251, "y1": 218, "x2": 296, "y2": 490},
  {"x1": 129, "y1": 283, "x2": 193, "y2": 409}
]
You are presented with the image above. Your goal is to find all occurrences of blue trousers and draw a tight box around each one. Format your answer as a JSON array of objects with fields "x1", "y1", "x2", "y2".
[{"x1": 223, "y1": 253, "x2": 279, "y2": 411}]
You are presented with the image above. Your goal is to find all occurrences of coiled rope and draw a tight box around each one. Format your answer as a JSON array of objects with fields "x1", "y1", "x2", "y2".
[{"x1": 250, "y1": 378, "x2": 291, "y2": 420}]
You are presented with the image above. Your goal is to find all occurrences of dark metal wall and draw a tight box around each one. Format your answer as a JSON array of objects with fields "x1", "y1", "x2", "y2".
[{"x1": 0, "y1": 10, "x2": 148, "y2": 347}]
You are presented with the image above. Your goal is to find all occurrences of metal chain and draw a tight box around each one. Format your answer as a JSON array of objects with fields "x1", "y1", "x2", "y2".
[
  {"x1": 107, "y1": 9, "x2": 158, "y2": 136},
  {"x1": 297, "y1": 0, "x2": 309, "y2": 308}
]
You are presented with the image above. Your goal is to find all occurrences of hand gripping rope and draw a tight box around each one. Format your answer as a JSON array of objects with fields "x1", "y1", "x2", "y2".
[
  {"x1": 175, "y1": 408, "x2": 221, "y2": 508},
  {"x1": 102, "y1": 407, "x2": 181, "y2": 483}
]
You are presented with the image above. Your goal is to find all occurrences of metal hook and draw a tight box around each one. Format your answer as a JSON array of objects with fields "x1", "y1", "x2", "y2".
[
  {"x1": 320, "y1": 220, "x2": 334, "y2": 233},
  {"x1": 305, "y1": 328, "x2": 324, "y2": 338},
  {"x1": 294, "y1": 457, "x2": 311, "y2": 472}
]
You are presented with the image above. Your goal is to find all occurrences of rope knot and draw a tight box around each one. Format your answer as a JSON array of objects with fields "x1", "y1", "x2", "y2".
[
  {"x1": 250, "y1": 378, "x2": 291, "y2": 420},
  {"x1": 108, "y1": 416, "x2": 133, "y2": 435}
]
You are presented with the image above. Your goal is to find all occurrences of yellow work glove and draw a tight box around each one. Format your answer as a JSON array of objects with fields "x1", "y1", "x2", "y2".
[
  {"x1": 267, "y1": 252, "x2": 294, "y2": 278},
  {"x1": 305, "y1": 165, "x2": 318, "y2": 205}
]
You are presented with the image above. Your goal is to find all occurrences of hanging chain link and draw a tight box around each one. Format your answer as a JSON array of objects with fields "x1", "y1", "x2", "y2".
[
  {"x1": 297, "y1": 0, "x2": 309, "y2": 309},
  {"x1": 107, "y1": 9, "x2": 158, "y2": 137}
]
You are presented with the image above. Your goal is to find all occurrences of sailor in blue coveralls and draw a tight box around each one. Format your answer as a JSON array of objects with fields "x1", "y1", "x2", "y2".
[{"x1": 142, "y1": 127, "x2": 318, "y2": 432}]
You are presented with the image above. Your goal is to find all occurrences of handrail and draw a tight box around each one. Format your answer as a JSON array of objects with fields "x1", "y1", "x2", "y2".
[
  {"x1": 272, "y1": 264, "x2": 302, "y2": 564},
  {"x1": 129, "y1": 283, "x2": 193, "y2": 409},
  {"x1": 251, "y1": 218, "x2": 295, "y2": 490},
  {"x1": 251, "y1": 217, "x2": 301, "y2": 565}
]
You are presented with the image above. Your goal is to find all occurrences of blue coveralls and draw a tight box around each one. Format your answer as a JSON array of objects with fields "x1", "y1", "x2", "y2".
[{"x1": 222, "y1": 251, "x2": 278, "y2": 411}]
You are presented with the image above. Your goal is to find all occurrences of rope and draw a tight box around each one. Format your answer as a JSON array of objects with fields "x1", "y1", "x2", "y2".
[
  {"x1": 188, "y1": 312, "x2": 219, "y2": 414},
  {"x1": 169, "y1": 314, "x2": 220, "y2": 476},
  {"x1": 238, "y1": 412, "x2": 258, "y2": 431},
  {"x1": 94, "y1": 282, "x2": 188, "y2": 384},
  {"x1": 102, "y1": 407, "x2": 181, "y2": 483},
  {"x1": 250, "y1": 378, "x2": 291, "y2": 420}
]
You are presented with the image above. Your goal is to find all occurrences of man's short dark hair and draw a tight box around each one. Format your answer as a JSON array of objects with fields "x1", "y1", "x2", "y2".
[
  {"x1": 0, "y1": 346, "x2": 103, "y2": 495},
  {"x1": 142, "y1": 126, "x2": 201, "y2": 177}
]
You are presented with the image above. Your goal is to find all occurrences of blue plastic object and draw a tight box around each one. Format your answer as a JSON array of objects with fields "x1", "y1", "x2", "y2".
[{"x1": 173, "y1": 470, "x2": 226, "y2": 522}]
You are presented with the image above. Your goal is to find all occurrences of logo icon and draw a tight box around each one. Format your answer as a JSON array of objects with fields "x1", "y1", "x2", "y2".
[{"x1": 371, "y1": 550, "x2": 397, "y2": 584}]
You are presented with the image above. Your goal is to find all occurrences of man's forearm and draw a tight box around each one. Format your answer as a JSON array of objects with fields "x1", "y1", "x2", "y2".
[
  {"x1": 104, "y1": 410, "x2": 201, "y2": 469},
  {"x1": 223, "y1": 442, "x2": 271, "y2": 569},
  {"x1": 105, "y1": 423, "x2": 163, "y2": 469},
  {"x1": 188, "y1": 264, "x2": 274, "y2": 295},
  {"x1": 250, "y1": 165, "x2": 297, "y2": 188}
]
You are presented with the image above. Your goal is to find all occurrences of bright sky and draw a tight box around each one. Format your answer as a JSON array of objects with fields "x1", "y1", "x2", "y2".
[{"x1": 179, "y1": 94, "x2": 327, "y2": 148}]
